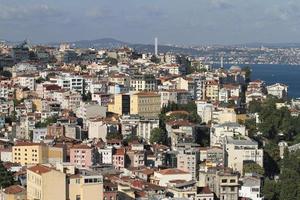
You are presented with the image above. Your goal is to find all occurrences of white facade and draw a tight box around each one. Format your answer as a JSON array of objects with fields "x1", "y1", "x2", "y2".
[
  {"x1": 56, "y1": 75, "x2": 84, "y2": 94},
  {"x1": 137, "y1": 118, "x2": 159, "y2": 142},
  {"x1": 0, "y1": 150, "x2": 12, "y2": 162},
  {"x1": 239, "y1": 176, "x2": 263, "y2": 200},
  {"x1": 196, "y1": 101, "x2": 213, "y2": 124},
  {"x1": 153, "y1": 169, "x2": 192, "y2": 187},
  {"x1": 224, "y1": 136, "x2": 264, "y2": 174},
  {"x1": 17, "y1": 76, "x2": 35, "y2": 90},
  {"x1": 210, "y1": 122, "x2": 247, "y2": 147},
  {"x1": 98, "y1": 147, "x2": 113, "y2": 164},
  {"x1": 267, "y1": 83, "x2": 288, "y2": 99}
]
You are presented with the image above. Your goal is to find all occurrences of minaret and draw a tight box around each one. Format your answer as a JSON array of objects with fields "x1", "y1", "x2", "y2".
[{"x1": 154, "y1": 37, "x2": 158, "y2": 56}]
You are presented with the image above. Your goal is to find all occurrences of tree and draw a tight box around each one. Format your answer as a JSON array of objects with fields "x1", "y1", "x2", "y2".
[
  {"x1": 242, "y1": 66, "x2": 251, "y2": 83},
  {"x1": 106, "y1": 132, "x2": 123, "y2": 140},
  {"x1": 0, "y1": 162, "x2": 14, "y2": 188},
  {"x1": 263, "y1": 178, "x2": 280, "y2": 200},
  {"x1": 0, "y1": 70, "x2": 12, "y2": 78},
  {"x1": 243, "y1": 162, "x2": 264, "y2": 175},
  {"x1": 248, "y1": 99, "x2": 262, "y2": 113},
  {"x1": 35, "y1": 116, "x2": 58, "y2": 128},
  {"x1": 150, "y1": 55, "x2": 160, "y2": 64},
  {"x1": 150, "y1": 128, "x2": 166, "y2": 144},
  {"x1": 36, "y1": 77, "x2": 46, "y2": 84},
  {"x1": 105, "y1": 57, "x2": 118, "y2": 65},
  {"x1": 82, "y1": 91, "x2": 92, "y2": 102}
]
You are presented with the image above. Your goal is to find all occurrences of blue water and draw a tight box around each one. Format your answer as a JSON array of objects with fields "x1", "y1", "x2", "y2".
[{"x1": 221, "y1": 64, "x2": 300, "y2": 98}]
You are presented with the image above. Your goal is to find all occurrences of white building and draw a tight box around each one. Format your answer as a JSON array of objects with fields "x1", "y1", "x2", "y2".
[
  {"x1": 98, "y1": 146, "x2": 113, "y2": 164},
  {"x1": 224, "y1": 136, "x2": 263, "y2": 174},
  {"x1": 196, "y1": 101, "x2": 213, "y2": 124},
  {"x1": 210, "y1": 122, "x2": 247, "y2": 147},
  {"x1": 267, "y1": 83, "x2": 288, "y2": 99},
  {"x1": 56, "y1": 74, "x2": 84, "y2": 94},
  {"x1": 17, "y1": 75, "x2": 35, "y2": 91},
  {"x1": 239, "y1": 176, "x2": 263, "y2": 200},
  {"x1": 152, "y1": 168, "x2": 192, "y2": 187}
]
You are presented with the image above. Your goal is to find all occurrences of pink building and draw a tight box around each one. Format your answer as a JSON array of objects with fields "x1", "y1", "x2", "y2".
[
  {"x1": 112, "y1": 148, "x2": 126, "y2": 170},
  {"x1": 70, "y1": 144, "x2": 93, "y2": 168}
]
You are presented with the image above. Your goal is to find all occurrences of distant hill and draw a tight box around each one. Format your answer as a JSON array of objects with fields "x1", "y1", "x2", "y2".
[
  {"x1": 67, "y1": 38, "x2": 201, "y2": 55},
  {"x1": 68, "y1": 38, "x2": 128, "y2": 49}
]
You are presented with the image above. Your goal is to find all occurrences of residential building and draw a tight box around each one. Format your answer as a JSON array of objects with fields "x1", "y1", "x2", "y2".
[
  {"x1": 151, "y1": 168, "x2": 192, "y2": 187},
  {"x1": 1, "y1": 185, "x2": 26, "y2": 200},
  {"x1": 224, "y1": 136, "x2": 263, "y2": 174},
  {"x1": 70, "y1": 144, "x2": 94, "y2": 168},
  {"x1": 210, "y1": 122, "x2": 247, "y2": 147},
  {"x1": 130, "y1": 92, "x2": 161, "y2": 118},
  {"x1": 108, "y1": 94, "x2": 130, "y2": 115},
  {"x1": 12, "y1": 142, "x2": 48, "y2": 166},
  {"x1": 27, "y1": 164, "x2": 66, "y2": 200},
  {"x1": 267, "y1": 83, "x2": 288, "y2": 99}
]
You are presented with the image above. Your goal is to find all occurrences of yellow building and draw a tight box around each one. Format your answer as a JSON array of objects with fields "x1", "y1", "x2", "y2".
[
  {"x1": 12, "y1": 142, "x2": 48, "y2": 166},
  {"x1": 108, "y1": 94, "x2": 130, "y2": 115},
  {"x1": 1, "y1": 185, "x2": 26, "y2": 200},
  {"x1": 48, "y1": 145, "x2": 67, "y2": 164},
  {"x1": 68, "y1": 171, "x2": 103, "y2": 200},
  {"x1": 205, "y1": 80, "x2": 219, "y2": 101},
  {"x1": 130, "y1": 92, "x2": 161, "y2": 118},
  {"x1": 27, "y1": 164, "x2": 66, "y2": 200},
  {"x1": 32, "y1": 98, "x2": 43, "y2": 112}
]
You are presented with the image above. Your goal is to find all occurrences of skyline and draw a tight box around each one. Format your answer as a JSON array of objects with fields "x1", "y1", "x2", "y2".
[{"x1": 1, "y1": 0, "x2": 300, "y2": 45}]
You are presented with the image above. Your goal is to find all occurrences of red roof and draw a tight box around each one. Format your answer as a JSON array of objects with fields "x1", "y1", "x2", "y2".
[
  {"x1": 27, "y1": 165, "x2": 52, "y2": 175},
  {"x1": 158, "y1": 168, "x2": 189, "y2": 175},
  {"x1": 3, "y1": 185, "x2": 25, "y2": 194}
]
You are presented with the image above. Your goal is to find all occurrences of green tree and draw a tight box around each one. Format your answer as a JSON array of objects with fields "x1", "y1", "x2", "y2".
[
  {"x1": 242, "y1": 66, "x2": 251, "y2": 83},
  {"x1": 0, "y1": 162, "x2": 14, "y2": 188},
  {"x1": 150, "y1": 128, "x2": 166, "y2": 144},
  {"x1": 243, "y1": 162, "x2": 264, "y2": 175},
  {"x1": 105, "y1": 57, "x2": 118, "y2": 65},
  {"x1": 106, "y1": 132, "x2": 123, "y2": 140},
  {"x1": 150, "y1": 55, "x2": 160, "y2": 64},
  {"x1": 36, "y1": 77, "x2": 46, "y2": 84},
  {"x1": 263, "y1": 178, "x2": 280, "y2": 200},
  {"x1": 248, "y1": 99, "x2": 262, "y2": 113},
  {"x1": 0, "y1": 70, "x2": 12, "y2": 78}
]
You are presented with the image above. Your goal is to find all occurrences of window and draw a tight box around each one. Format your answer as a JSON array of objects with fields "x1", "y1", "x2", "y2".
[
  {"x1": 221, "y1": 179, "x2": 227, "y2": 183},
  {"x1": 230, "y1": 179, "x2": 236, "y2": 183},
  {"x1": 76, "y1": 195, "x2": 81, "y2": 200},
  {"x1": 231, "y1": 187, "x2": 235, "y2": 192}
]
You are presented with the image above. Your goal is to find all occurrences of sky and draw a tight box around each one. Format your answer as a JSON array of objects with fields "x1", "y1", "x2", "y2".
[{"x1": 1, "y1": 0, "x2": 300, "y2": 45}]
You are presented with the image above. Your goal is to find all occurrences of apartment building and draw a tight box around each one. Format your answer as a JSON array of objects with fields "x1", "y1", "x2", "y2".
[
  {"x1": 12, "y1": 142, "x2": 48, "y2": 166},
  {"x1": 27, "y1": 165, "x2": 66, "y2": 200},
  {"x1": 130, "y1": 74, "x2": 157, "y2": 91},
  {"x1": 70, "y1": 144, "x2": 94, "y2": 168},
  {"x1": 224, "y1": 136, "x2": 263, "y2": 174},
  {"x1": 210, "y1": 122, "x2": 247, "y2": 147},
  {"x1": 130, "y1": 92, "x2": 161, "y2": 118},
  {"x1": 108, "y1": 94, "x2": 130, "y2": 115}
]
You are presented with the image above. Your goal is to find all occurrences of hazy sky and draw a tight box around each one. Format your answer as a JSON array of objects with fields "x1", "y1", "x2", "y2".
[{"x1": 1, "y1": 0, "x2": 300, "y2": 45}]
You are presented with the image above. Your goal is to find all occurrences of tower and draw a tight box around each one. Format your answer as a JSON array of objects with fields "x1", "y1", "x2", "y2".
[
  {"x1": 220, "y1": 56, "x2": 224, "y2": 69},
  {"x1": 154, "y1": 37, "x2": 158, "y2": 56}
]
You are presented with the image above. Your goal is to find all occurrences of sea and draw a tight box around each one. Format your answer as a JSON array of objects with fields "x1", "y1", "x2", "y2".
[{"x1": 218, "y1": 64, "x2": 300, "y2": 98}]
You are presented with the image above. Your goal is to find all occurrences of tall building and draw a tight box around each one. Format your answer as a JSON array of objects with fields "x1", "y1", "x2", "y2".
[{"x1": 155, "y1": 37, "x2": 158, "y2": 56}]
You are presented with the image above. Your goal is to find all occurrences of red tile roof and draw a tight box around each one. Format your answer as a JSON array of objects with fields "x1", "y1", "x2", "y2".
[
  {"x1": 27, "y1": 165, "x2": 52, "y2": 175},
  {"x1": 3, "y1": 185, "x2": 25, "y2": 194}
]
